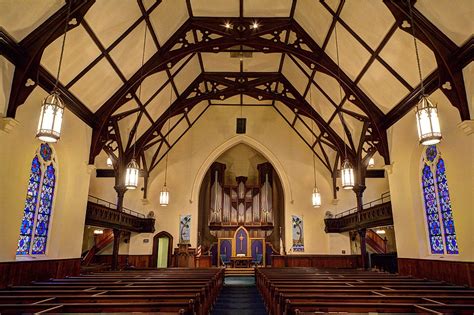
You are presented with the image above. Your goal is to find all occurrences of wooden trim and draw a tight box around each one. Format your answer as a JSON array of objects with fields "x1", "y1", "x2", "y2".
[
  {"x1": 150, "y1": 231, "x2": 173, "y2": 268},
  {"x1": 398, "y1": 257, "x2": 474, "y2": 287},
  {"x1": 0, "y1": 258, "x2": 80, "y2": 289},
  {"x1": 271, "y1": 254, "x2": 362, "y2": 269}
]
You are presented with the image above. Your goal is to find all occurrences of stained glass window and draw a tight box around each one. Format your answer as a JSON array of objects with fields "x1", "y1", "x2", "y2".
[
  {"x1": 16, "y1": 144, "x2": 56, "y2": 256},
  {"x1": 421, "y1": 145, "x2": 458, "y2": 255}
]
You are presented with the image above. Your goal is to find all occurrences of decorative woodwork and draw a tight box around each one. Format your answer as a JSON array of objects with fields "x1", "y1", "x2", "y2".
[
  {"x1": 85, "y1": 198, "x2": 155, "y2": 233},
  {"x1": 398, "y1": 257, "x2": 474, "y2": 287},
  {"x1": 173, "y1": 243, "x2": 196, "y2": 268},
  {"x1": 271, "y1": 254, "x2": 362, "y2": 269},
  {"x1": 0, "y1": 258, "x2": 80, "y2": 289},
  {"x1": 325, "y1": 201, "x2": 393, "y2": 233}
]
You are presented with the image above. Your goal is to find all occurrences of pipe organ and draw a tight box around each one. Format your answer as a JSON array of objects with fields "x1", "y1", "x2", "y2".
[{"x1": 209, "y1": 162, "x2": 274, "y2": 229}]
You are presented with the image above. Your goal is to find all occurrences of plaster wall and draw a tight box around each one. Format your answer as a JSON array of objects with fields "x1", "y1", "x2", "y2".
[
  {"x1": 0, "y1": 88, "x2": 92, "y2": 262},
  {"x1": 387, "y1": 89, "x2": 473, "y2": 262}
]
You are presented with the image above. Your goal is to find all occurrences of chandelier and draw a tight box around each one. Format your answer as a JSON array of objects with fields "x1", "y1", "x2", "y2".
[
  {"x1": 125, "y1": 159, "x2": 139, "y2": 189},
  {"x1": 36, "y1": 2, "x2": 71, "y2": 142},
  {"x1": 309, "y1": 88, "x2": 321, "y2": 208},
  {"x1": 407, "y1": 0, "x2": 442, "y2": 145}
]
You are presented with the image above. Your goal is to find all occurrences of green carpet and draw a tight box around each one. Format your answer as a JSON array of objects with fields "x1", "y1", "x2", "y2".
[{"x1": 211, "y1": 276, "x2": 267, "y2": 315}]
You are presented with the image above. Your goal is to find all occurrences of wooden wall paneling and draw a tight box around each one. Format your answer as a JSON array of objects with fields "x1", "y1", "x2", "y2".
[
  {"x1": 398, "y1": 258, "x2": 474, "y2": 287},
  {"x1": 0, "y1": 258, "x2": 80, "y2": 289}
]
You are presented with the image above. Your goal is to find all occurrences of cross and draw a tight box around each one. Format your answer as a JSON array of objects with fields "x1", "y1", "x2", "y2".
[{"x1": 239, "y1": 233, "x2": 244, "y2": 250}]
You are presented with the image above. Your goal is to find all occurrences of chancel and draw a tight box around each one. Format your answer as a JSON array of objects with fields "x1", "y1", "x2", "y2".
[{"x1": 0, "y1": 0, "x2": 473, "y2": 314}]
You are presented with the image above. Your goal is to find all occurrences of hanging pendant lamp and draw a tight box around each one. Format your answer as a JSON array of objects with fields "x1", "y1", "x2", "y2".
[
  {"x1": 368, "y1": 157, "x2": 375, "y2": 168},
  {"x1": 309, "y1": 88, "x2": 321, "y2": 208},
  {"x1": 160, "y1": 84, "x2": 174, "y2": 206},
  {"x1": 334, "y1": 23, "x2": 354, "y2": 190},
  {"x1": 36, "y1": 2, "x2": 71, "y2": 142},
  {"x1": 407, "y1": 0, "x2": 442, "y2": 145},
  {"x1": 106, "y1": 156, "x2": 113, "y2": 167}
]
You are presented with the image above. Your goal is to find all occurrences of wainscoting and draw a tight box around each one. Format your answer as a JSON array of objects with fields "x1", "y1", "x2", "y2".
[
  {"x1": 93, "y1": 255, "x2": 151, "y2": 268},
  {"x1": 398, "y1": 258, "x2": 474, "y2": 287},
  {"x1": 0, "y1": 258, "x2": 80, "y2": 288},
  {"x1": 272, "y1": 254, "x2": 362, "y2": 268}
]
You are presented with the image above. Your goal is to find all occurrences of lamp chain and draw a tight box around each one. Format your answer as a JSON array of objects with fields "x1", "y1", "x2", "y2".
[
  {"x1": 407, "y1": 0, "x2": 425, "y2": 94},
  {"x1": 334, "y1": 24, "x2": 348, "y2": 161},
  {"x1": 164, "y1": 81, "x2": 173, "y2": 187},
  {"x1": 309, "y1": 87, "x2": 317, "y2": 188},
  {"x1": 133, "y1": 22, "x2": 148, "y2": 160},
  {"x1": 54, "y1": 0, "x2": 72, "y2": 91}
]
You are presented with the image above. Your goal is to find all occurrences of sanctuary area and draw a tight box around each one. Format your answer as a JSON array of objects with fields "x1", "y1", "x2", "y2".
[{"x1": 0, "y1": 0, "x2": 473, "y2": 314}]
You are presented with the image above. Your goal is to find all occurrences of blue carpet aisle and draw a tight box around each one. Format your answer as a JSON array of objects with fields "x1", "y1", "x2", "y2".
[{"x1": 211, "y1": 276, "x2": 268, "y2": 315}]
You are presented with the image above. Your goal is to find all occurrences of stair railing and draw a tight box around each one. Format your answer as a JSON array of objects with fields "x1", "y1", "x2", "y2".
[{"x1": 88, "y1": 195, "x2": 145, "y2": 218}]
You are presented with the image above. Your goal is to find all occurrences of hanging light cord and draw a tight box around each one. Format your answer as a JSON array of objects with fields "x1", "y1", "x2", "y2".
[
  {"x1": 407, "y1": 0, "x2": 424, "y2": 95},
  {"x1": 54, "y1": 1, "x2": 72, "y2": 91},
  {"x1": 309, "y1": 88, "x2": 317, "y2": 188},
  {"x1": 133, "y1": 23, "x2": 148, "y2": 160},
  {"x1": 334, "y1": 24, "x2": 348, "y2": 160},
  {"x1": 164, "y1": 82, "x2": 173, "y2": 187}
]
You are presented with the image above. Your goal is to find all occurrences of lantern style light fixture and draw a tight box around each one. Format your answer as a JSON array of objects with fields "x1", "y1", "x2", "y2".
[
  {"x1": 407, "y1": 0, "x2": 442, "y2": 145},
  {"x1": 333, "y1": 24, "x2": 355, "y2": 190},
  {"x1": 125, "y1": 159, "x2": 139, "y2": 189},
  {"x1": 106, "y1": 156, "x2": 113, "y2": 167},
  {"x1": 341, "y1": 159, "x2": 355, "y2": 189},
  {"x1": 309, "y1": 88, "x2": 321, "y2": 208},
  {"x1": 36, "y1": 2, "x2": 71, "y2": 142},
  {"x1": 368, "y1": 157, "x2": 375, "y2": 168},
  {"x1": 160, "y1": 185, "x2": 169, "y2": 207}
]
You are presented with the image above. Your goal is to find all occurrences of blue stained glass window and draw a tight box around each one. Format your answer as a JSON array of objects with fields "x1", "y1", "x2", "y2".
[
  {"x1": 436, "y1": 158, "x2": 458, "y2": 254},
  {"x1": 422, "y1": 164, "x2": 444, "y2": 254},
  {"x1": 421, "y1": 145, "x2": 458, "y2": 255},
  {"x1": 17, "y1": 156, "x2": 42, "y2": 255},
  {"x1": 17, "y1": 144, "x2": 56, "y2": 256},
  {"x1": 31, "y1": 164, "x2": 56, "y2": 255}
]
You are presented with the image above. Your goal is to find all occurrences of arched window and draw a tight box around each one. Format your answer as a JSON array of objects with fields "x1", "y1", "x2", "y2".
[
  {"x1": 421, "y1": 145, "x2": 458, "y2": 255},
  {"x1": 17, "y1": 143, "x2": 57, "y2": 256}
]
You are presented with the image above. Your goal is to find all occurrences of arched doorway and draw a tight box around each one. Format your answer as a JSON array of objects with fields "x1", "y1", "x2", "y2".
[{"x1": 150, "y1": 231, "x2": 173, "y2": 268}]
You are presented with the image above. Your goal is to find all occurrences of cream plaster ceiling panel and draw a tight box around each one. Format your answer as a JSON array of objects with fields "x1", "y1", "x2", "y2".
[
  {"x1": 340, "y1": 0, "x2": 395, "y2": 50},
  {"x1": 281, "y1": 57, "x2": 308, "y2": 95},
  {"x1": 142, "y1": 0, "x2": 158, "y2": 11},
  {"x1": 242, "y1": 53, "x2": 282, "y2": 72},
  {"x1": 113, "y1": 99, "x2": 139, "y2": 116},
  {"x1": 294, "y1": 118, "x2": 314, "y2": 143},
  {"x1": 187, "y1": 101, "x2": 208, "y2": 121},
  {"x1": 0, "y1": 0, "x2": 63, "y2": 41},
  {"x1": 85, "y1": 0, "x2": 141, "y2": 48},
  {"x1": 243, "y1": 0, "x2": 292, "y2": 17},
  {"x1": 308, "y1": 84, "x2": 335, "y2": 124},
  {"x1": 117, "y1": 113, "x2": 136, "y2": 148},
  {"x1": 146, "y1": 83, "x2": 176, "y2": 122},
  {"x1": 274, "y1": 100, "x2": 295, "y2": 121},
  {"x1": 329, "y1": 116, "x2": 346, "y2": 146},
  {"x1": 242, "y1": 95, "x2": 272, "y2": 105},
  {"x1": 138, "y1": 71, "x2": 169, "y2": 105},
  {"x1": 201, "y1": 53, "x2": 241, "y2": 72},
  {"x1": 324, "y1": 0, "x2": 341, "y2": 12},
  {"x1": 314, "y1": 72, "x2": 345, "y2": 106},
  {"x1": 380, "y1": 29, "x2": 437, "y2": 88},
  {"x1": 167, "y1": 117, "x2": 190, "y2": 144},
  {"x1": 299, "y1": 114, "x2": 321, "y2": 136},
  {"x1": 416, "y1": 0, "x2": 474, "y2": 46},
  {"x1": 69, "y1": 58, "x2": 123, "y2": 112},
  {"x1": 0, "y1": 56, "x2": 15, "y2": 115},
  {"x1": 135, "y1": 113, "x2": 153, "y2": 139},
  {"x1": 358, "y1": 60, "x2": 410, "y2": 113},
  {"x1": 342, "y1": 100, "x2": 367, "y2": 118},
  {"x1": 212, "y1": 95, "x2": 240, "y2": 105},
  {"x1": 325, "y1": 23, "x2": 371, "y2": 81},
  {"x1": 173, "y1": 55, "x2": 201, "y2": 94},
  {"x1": 191, "y1": 0, "x2": 239, "y2": 17},
  {"x1": 288, "y1": 55, "x2": 313, "y2": 75},
  {"x1": 294, "y1": 0, "x2": 333, "y2": 46},
  {"x1": 149, "y1": 0, "x2": 189, "y2": 46},
  {"x1": 109, "y1": 22, "x2": 157, "y2": 80},
  {"x1": 170, "y1": 54, "x2": 194, "y2": 75},
  {"x1": 41, "y1": 25, "x2": 101, "y2": 86}
]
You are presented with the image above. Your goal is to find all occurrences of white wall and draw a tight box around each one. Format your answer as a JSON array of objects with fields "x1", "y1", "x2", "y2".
[
  {"x1": 387, "y1": 89, "x2": 474, "y2": 262},
  {"x1": 0, "y1": 87, "x2": 92, "y2": 262}
]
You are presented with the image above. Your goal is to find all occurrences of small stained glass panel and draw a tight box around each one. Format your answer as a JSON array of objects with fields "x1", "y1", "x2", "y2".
[
  {"x1": 425, "y1": 145, "x2": 437, "y2": 162},
  {"x1": 40, "y1": 143, "x2": 52, "y2": 161}
]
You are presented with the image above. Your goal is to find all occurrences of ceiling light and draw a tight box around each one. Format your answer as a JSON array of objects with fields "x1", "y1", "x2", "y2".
[
  {"x1": 407, "y1": 0, "x2": 442, "y2": 145},
  {"x1": 312, "y1": 187, "x2": 321, "y2": 208},
  {"x1": 368, "y1": 157, "x2": 375, "y2": 168},
  {"x1": 224, "y1": 22, "x2": 232, "y2": 29},
  {"x1": 106, "y1": 156, "x2": 113, "y2": 167},
  {"x1": 93, "y1": 229, "x2": 104, "y2": 235},
  {"x1": 125, "y1": 159, "x2": 139, "y2": 189},
  {"x1": 376, "y1": 229, "x2": 386, "y2": 235},
  {"x1": 36, "y1": 2, "x2": 72, "y2": 142},
  {"x1": 341, "y1": 159, "x2": 355, "y2": 190},
  {"x1": 252, "y1": 22, "x2": 259, "y2": 29}
]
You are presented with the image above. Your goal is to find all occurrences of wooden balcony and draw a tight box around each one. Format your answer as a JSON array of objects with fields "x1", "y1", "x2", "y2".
[
  {"x1": 325, "y1": 193, "x2": 393, "y2": 233},
  {"x1": 85, "y1": 196, "x2": 155, "y2": 233}
]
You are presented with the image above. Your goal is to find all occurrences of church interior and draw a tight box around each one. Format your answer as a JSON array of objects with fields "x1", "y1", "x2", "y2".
[{"x1": 0, "y1": 0, "x2": 473, "y2": 314}]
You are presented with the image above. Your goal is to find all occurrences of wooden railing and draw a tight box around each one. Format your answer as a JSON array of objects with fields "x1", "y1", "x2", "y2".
[
  {"x1": 366, "y1": 229, "x2": 388, "y2": 253},
  {"x1": 82, "y1": 229, "x2": 114, "y2": 266},
  {"x1": 85, "y1": 196, "x2": 155, "y2": 233},
  {"x1": 325, "y1": 192, "x2": 393, "y2": 233}
]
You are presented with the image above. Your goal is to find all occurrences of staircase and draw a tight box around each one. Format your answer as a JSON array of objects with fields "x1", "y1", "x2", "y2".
[
  {"x1": 82, "y1": 229, "x2": 114, "y2": 266},
  {"x1": 224, "y1": 267, "x2": 255, "y2": 277},
  {"x1": 366, "y1": 229, "x2": 388, "y2": 254},
  {"x1": 212, "y1": 277, "x2": 267, "y2": 315}
]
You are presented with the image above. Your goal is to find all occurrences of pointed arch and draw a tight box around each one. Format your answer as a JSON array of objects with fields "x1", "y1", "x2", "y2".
[
  {"x1": 16, "y1": 143, "x2": 57, "y2": 256},
  {"x1": 421, "y1": 145, "x2": 458, "y2": 255}
]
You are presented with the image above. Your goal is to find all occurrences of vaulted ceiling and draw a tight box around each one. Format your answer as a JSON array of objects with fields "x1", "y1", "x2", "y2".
[{"x1": 1, "y1": 0, "x2": 472, "y2": 179}]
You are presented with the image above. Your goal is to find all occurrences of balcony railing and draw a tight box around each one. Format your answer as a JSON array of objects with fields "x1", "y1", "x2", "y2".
[
  {"x1": 85, "y1": 195, "x2": 155, "y2": 233},
  {"x1": 325, "y1": 192, "x2": 392, "y2": 233}
]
